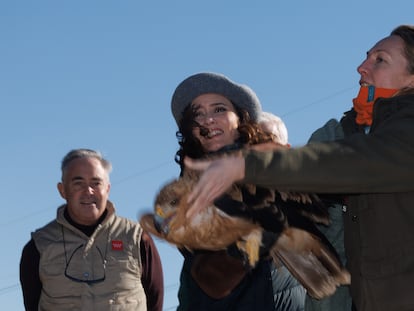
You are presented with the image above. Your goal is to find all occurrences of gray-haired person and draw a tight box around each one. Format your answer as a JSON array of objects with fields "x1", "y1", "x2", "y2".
[{"x1": 20, "y1": 148, "x2": 164, "y2": 311}]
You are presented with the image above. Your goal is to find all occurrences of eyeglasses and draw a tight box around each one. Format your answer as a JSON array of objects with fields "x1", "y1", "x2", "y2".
[{"x1": 62, "y1": 227, "x2": 107, "y2": 285}]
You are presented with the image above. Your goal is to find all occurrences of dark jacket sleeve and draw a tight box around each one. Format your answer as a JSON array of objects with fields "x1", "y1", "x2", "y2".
[
  {"x1": 19, "y1": 239, "x2": 41, "y2": 311},
  {"x1": 244, "y1": 97, "x2": 414, "y2": 193},
  {"x1": 140, "y1": 231, "x2": 164, "y2": 311}
]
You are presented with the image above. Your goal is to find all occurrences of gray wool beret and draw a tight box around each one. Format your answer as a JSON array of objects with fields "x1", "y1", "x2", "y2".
[{"x1": 171, "y1": 72, "x2": 262, "y2": 125}]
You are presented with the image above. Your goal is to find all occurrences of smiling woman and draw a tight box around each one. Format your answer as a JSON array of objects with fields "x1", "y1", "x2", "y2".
[
  {"x1": 190, "y1": 93, "x2": 241, "y2": 153},
  {"x1": 171, "y1": 72, "x2": 265, "y2": 172},
  {"x1": 165, "y1": 72, "x2": 320, "y2": 311},
  {"x1": 183, "y1": 25, "x2": 414, "y2": 311}
]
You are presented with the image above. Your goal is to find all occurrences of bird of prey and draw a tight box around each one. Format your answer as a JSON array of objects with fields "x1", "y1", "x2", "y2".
[{"x1": 140, "y1": 169, "x2": 350, "y2": 299}]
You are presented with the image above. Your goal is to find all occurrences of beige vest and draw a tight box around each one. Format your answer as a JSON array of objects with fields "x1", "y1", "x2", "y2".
[{"x1": 32, "y1": 202, "x2": 147, "y2": 311}]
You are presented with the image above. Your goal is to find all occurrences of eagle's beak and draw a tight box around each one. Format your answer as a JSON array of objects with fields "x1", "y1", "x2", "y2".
[{"x1": 154, "y1": 214, "x2": 168, "y2": 234}]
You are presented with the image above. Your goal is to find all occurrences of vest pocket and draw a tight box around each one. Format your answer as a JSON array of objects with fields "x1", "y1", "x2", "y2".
[{"x1": 104, "y1": 256, "x2": 141, "y2": 290}]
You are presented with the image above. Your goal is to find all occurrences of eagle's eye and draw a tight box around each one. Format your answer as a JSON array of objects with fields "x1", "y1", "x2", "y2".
[{"x1": 170, "y1": 198, "x2": 179, "y2": 206}]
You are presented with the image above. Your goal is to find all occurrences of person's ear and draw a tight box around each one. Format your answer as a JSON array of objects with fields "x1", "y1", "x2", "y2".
[
  {"x1": 57, "y1": 182, "x2": 66, "y2": 199},
  {"x1": 407, "y1": 74, "x2": 414, "y2": 88}
]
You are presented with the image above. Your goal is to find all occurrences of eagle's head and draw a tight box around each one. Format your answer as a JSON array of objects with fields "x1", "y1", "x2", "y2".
[
  {"x1": 152, "y1": 176, "x2": 191, "y2": 234},
  {"x1": 140, "y1": 171, "x2": 198, "y2": 240}
]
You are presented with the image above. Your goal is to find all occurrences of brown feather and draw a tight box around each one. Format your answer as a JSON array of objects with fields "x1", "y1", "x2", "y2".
[
  {"x1": 270, "y1": 227, "x2": 350, "y2": 299},
  {"x1": 139, "y1": 169, "x2": 350, "y2": 299},
  {"x1": 140, "y1": 171, "x2": 263, "y2": 266}
]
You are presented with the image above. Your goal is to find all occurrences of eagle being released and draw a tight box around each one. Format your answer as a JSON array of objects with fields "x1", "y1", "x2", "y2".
[{"x1": 140, "y1": 169, "x2": 350, "y2": 299}]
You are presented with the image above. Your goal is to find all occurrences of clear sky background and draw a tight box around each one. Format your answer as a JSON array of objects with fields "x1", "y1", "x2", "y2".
[{"x1": 1, "y1": 1, "x2": 413, "y2": 310}]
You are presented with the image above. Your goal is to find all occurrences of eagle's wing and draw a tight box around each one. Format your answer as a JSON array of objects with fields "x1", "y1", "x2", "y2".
[
  {"x1": 139, "y1": 172, "x2": 261, "y2": 262},
  {"x1": 278, "y1": 191, "x2": 330, "y2": 225},
  {"x1": 241, "y1": 187, "x2": 351, "y2": 299},
  {"x1": 270, "y1": 227, "x2": 350, "y2": 299},
  {"x1": 140, "y1": 169, "x2": 351, "y2": 299},
  {"x1": 215, "y1": 183, "x2": 350, "y2": 299}
]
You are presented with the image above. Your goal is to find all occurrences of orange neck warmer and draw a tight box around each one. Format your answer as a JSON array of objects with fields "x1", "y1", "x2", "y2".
[{"x1": 352, "y1": 86, "x2": 398, "y2": 125}]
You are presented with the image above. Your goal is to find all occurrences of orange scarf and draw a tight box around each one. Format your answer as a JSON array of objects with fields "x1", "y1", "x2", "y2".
[{"x1": 352, "y1": 86, "x2": 398, "y2": 125}]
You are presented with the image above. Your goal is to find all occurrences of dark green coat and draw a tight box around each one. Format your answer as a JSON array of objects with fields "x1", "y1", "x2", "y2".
[{"x1": 243, "y1": 94, "x2": 414, "y2": 311}]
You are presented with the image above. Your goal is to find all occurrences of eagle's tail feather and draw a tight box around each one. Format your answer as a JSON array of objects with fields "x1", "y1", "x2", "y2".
[{"x1": 270, "y1": 227, "x2": 350, "y2": 299}]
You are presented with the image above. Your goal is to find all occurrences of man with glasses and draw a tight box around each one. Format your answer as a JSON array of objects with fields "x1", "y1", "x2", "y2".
[{"x1": 20, "y1": 149, "x2": 164, "y2": 311}]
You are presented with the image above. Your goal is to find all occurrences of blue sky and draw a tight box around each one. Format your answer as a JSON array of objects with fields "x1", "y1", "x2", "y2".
[{"x1": 1, "y1": 1, "x2": 413, "y2": 310}]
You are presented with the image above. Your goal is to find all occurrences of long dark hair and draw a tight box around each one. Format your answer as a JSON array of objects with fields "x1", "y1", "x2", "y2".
[{"x1": 174, "y1": 103, "x2": 273, "y2": 173}]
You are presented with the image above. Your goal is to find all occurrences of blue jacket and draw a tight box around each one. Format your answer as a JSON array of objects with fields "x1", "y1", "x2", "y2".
[{"x1": 305, "y1": 118, "x2": 352, "y2": 311}]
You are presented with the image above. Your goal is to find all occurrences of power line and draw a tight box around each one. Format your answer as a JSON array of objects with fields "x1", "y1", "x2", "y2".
[
  {"x1": 164, "y1": 282, "x2": 179, "y2": 291},
  {"x1": 0, "y1": 284, "x2": 19, "y2": 296},
  {"x1": 0, "y1": 207, "x2": 53, "y2": 227},
  {"x1": 112, "y1": 161, "x2": 172, "y2": 185},
  {"x1": 0, "y1": 85, "x2": 358, "y2": 298},
  {"x1": 3, "y1": 86, "x2": 357, "y2": 228},
  {"x1": 280, "y1": 85, "x2": 356, "y2": 118},
  {"x1": 0, "y1": 161, "x2": 173, "y2": 227}
]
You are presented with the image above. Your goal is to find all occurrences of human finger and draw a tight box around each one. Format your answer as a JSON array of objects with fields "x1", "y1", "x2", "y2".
[{"x1": 184, "y1": 156, "x2": 212, "y2": 172}]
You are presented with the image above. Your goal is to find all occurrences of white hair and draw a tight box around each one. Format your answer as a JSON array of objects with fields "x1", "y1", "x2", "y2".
[{"x1": 258, "y1": 112, "x2": 289, "y2": 145}]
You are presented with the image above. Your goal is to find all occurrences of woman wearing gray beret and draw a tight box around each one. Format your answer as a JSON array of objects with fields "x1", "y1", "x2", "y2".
[
  {"x1": 170, "y1": 72, "x2": 306, "y2": 311},
  {"x1": 185, "y1": 26, "x2": 414, "y2": 311}
]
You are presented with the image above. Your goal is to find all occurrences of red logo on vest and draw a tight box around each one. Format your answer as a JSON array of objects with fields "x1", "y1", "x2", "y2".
[{"x1": 111, "y1": 240, "x2": 123, "y2": 251}]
